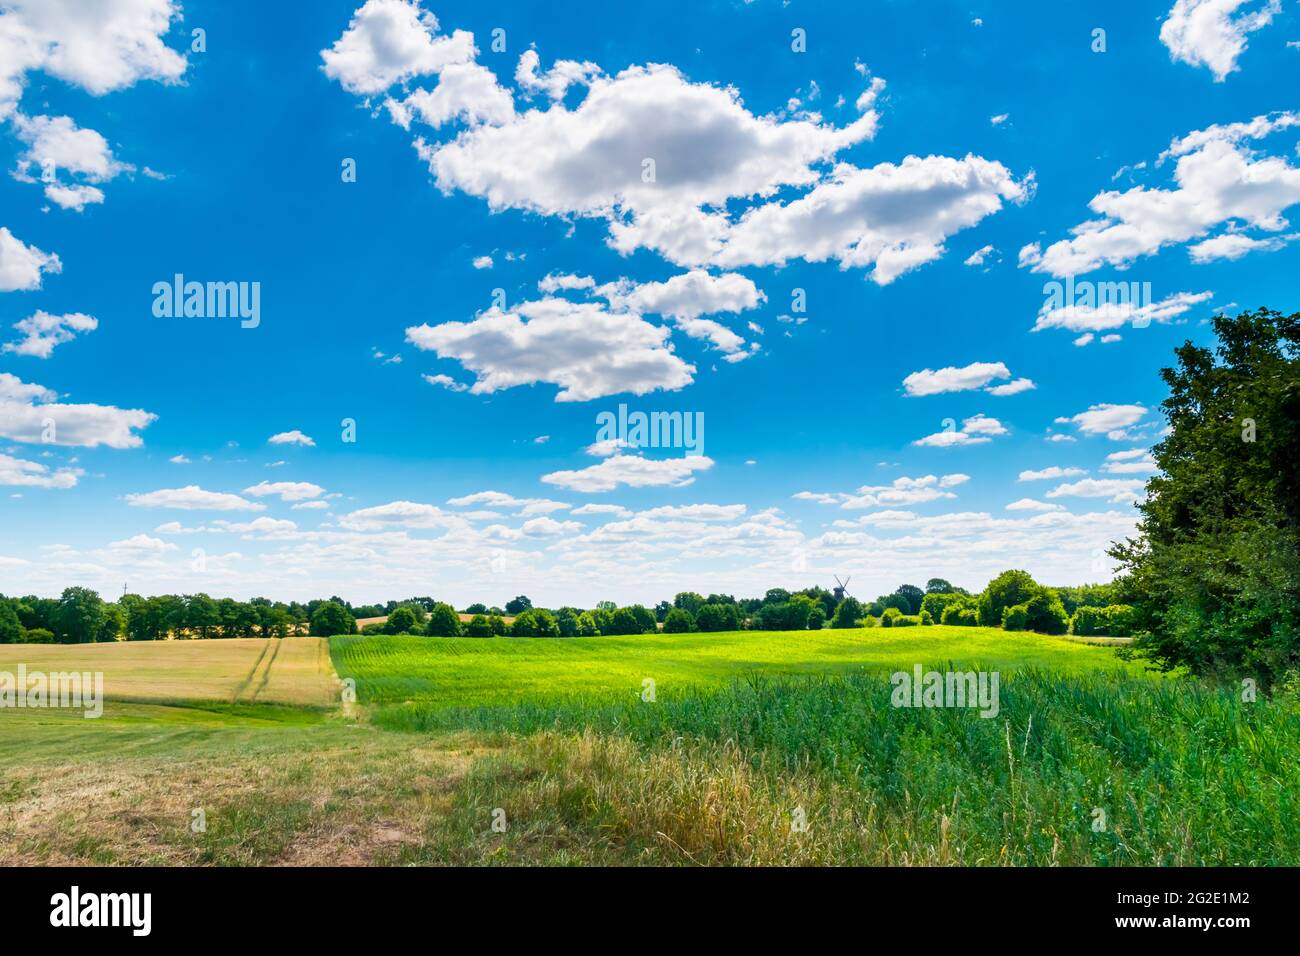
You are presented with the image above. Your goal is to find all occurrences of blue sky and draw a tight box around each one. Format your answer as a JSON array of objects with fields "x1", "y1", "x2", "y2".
[{"x1": 1, "y1": 0, "x2": 1297, "y2": 606}]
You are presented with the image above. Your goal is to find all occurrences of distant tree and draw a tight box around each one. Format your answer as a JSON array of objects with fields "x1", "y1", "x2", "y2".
[
  {"x1": 425, "y1": 603, "x2": 463, "y2": 637},
  {"x1": 894, "y1": 584, "x2": 925, "y2": 615},
  {"x1": 511, "y1": 608, "x2": 559, "y2": 637},
  {"x1": 830, "y1": 596, "x2": 864, "y2": 629},
  {"x1": 653, "y1": 600, "x2": 672, "y2": 622},
  {"x1": 0, "y1": 598, "x2": 21, "y2": 644},
  {"x1": 695, "y1": 603, "x2": 740, "y2": 632},
  {"x1": 505, "y1": 595, "x2": 533, "y2": 615},
  {"x1": 465, "y1": 614, "x2": 493, "y2": 637},
  {"x1": 1022, "y1": 592, "x2": 1069, "y2": 635},
  {"x1": 555, "y1": 607, "x2": 581, "y2": 637},
  {"x1": 97, "y1": 604, "x2": 126, "y2": 643},
  {"x1": 385, "y1": 605, "x2": 420, "y2": 634},
  {"x1": 763, "y1": 588, "x2": 791, "y2": 606},
  {"x1": 464, "y1": 603, "x2": 488, "y2": 615},
  {"x1": 575, "y1": 611, "x2": 600, "y2": 636},
  {"x1": 674, "y1": 592, "x2": 706, "y2": 614},
  {"x1": 185, "y1": 593, "x2": 221, "y2": 639},
  {"x1": 977, "y1": 570, "x2": 1043, "y2": 628},
  {"x1": 628, "y1": 604, "x2": 657, "y2": 633},
  {"x1": 310, "y1": 601, "x2": 356, "y2": 637},
  {"x1": 595, "y1": 600, "x2": 617, "y2": 612},
  {"x1": 605, "y1": 607, "x2": 642, "y2": 635},
  {"x1": 663, "y1": 608, "x2": 694, "y2": 633},
  {"x1": 925, "y1": 578, "x2": 955, "y2": 594},
  {"x1": 57, "y1": 587, "x2": 104, "y2": 644},
  {"x1": 808, "y1": 605, "x2": 827, "y2": 630}
]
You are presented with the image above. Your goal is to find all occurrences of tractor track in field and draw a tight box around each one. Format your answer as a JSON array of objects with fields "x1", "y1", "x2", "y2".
[{"x1": 247, "y1": 638, "x2": 282, "y2": 702}]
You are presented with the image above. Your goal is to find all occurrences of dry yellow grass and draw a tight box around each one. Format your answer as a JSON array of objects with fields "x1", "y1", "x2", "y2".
[{"x1": 0, "y1": 638, "x2": 339, "y2": 707}]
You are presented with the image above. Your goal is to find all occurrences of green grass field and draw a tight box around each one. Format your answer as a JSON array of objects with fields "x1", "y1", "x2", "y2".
[
  {"x1": 3, "y1": 626, "x2": 1296, "y2": 866},
  {"x1": 331, "y1": 625, "x2": 1141, "y2": 710}
]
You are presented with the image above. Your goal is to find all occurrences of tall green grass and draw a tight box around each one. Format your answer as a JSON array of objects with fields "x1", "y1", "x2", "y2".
[{"x1": 381, "y1": 670, "x2": 1299, "y2": 865}]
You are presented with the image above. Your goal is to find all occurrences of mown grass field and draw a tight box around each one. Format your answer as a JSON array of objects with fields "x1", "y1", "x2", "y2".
[
  {"x1": 0, "y1": 637, "x2": 338, "y2": 707},
  {"x1": 3, "y1": 627, "x2": 1296, "y2": 866}
]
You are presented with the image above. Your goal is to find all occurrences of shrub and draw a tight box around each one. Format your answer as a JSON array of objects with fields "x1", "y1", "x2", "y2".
[
  {"x1": 1002, "y1": 603, "x2": 1030, "y2": 631},
  {"x1": 808, "y1": 606, "x2": 827, "y2": 630},
  {"x1": 1024, "y1": 592, "x2": 1069, "y2": 635},
  {"x1": 920, "y1": 592, "x2": 965, "y2": 622},
  {"x1": 425, "y1": 603, "x2": 463, "y2": 637},
  {"x1": 487, "y1": 614, "x2": 508, "y2": 636},
  {"x1": 465, "y1": 614, "x2": 493, "y2": 637},
  {"x1": 575, "y1": 612, "x2": 599, "y2": 637},
  {"x1": 20, "y1": 627, "x2": 54, "y2": 644},
  {"x1": 360, "y1": 622, "x2": 386, "y2": 636},
  {"x1": 919, "y1": 609, "x2": 934, "y2": 626},
  {"x1": 861, "y1": 614, "x2": 879, "y2": 628},
  {"x1": 892, "y1": 614, "x2": 920, "y2": 628},
  {"x1": 880, "y1": 607, "x2": 903, "y2": 628},
  {"x1": 1101, "y1": 604, "x2": 1136, "y2": 637},
  {"x1": 941, "y1": 603, "x2": 980, "y2": 627},
  {"x1": 663, "y1": 608, "x2": 694, "y2": 633},
  {"x1": 1070, "y1": 605, "x2": 1106, "y2": 636}
]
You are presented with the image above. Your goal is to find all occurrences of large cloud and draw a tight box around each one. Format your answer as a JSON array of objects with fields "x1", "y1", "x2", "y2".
[
  {"x1": 324, "y1": 6, "x2": 1024, "y2": 281},
  {"x1": 0, "y1": 0, "x2": 187, "y2": 119},
  {"x1": 1022, "y1": 111, "x2": 1300, "y2": 276},
  {"x1": 0, "y1": 372, "x2": 156, "y2": 448},
  {"x1": 1159, "y1": 0, "x2": 1281, "y2": 81},
  {"x1": 0, "y1": 227, "x2": 60, "y2": 291},
  {"x1": 406, "y1": 297, "x2": 695, "y2": 402},
  {"x1": 319, "y1": 0, "x2": 474, "y2": 95},
  {"x1": 542, "y1": 454, "x2": 714, "y2": 492}
]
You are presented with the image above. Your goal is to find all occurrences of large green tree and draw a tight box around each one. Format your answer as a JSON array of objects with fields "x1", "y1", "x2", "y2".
[
  {"x1": 56, "y1": 587, "x2": 104, "y2": 644},
  {"x1": 1111, "y1": 308, "x2": 1299, "y2": 683}
]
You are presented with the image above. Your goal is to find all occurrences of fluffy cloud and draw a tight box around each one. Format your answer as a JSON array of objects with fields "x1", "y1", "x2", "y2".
[
  {"x1": 1046, "y1": 478, "x2": 1147, "y2": 503},
  {"x1": 902, "y1": 361, "x2": 1033, "y2": 397},
  {"x1": 711, "y1": 154, "x2": 1029, "y2": 283},
  {"x1": 242, "y1": 481, "x2": 326, "y2": 502},
  {"x1": 2, "y1": 310, "x2": 96, "y2": 358},
  {"x1": 593, "y1": 270, "x2": 764, "y2": 355},
  {"x1": 913, "y1": 414, "x2": 1007, "y2": 447},
  {"x1": 319, "y1": 0, "x2": 474, "y2": 95},
  {"x1": 1022, "y1": 111, "x2": 1300, "y2": 276},
  {"x1": 1102, "y1": 449, "x2": 1159, "y2": 474},
  {"x1": 515, "y1": 49, "x2": 601, "y2": 100},
  {"x1": 0, "y1": 373, "x2": 156, "y2": 448},
  {"x1": 338, "y1": 500, "x2": 469, "y2": 531},
  {"x1": 1005, "y1": 498, "x2": 1065, "y2": 512},
  {"x1": 0, "y1": 227, "x2": 60, "y2": 291},
  {"x1": 406, "y1": 298, "x2": 695, "y2": 402},
  {"x1": 268, "y1": 430, "x2": 316, "y2": 446},
  {"x1": 1054, "y1": 404, "x2": 1148, "y2": 440},
  {"x1": 446, "y1": 490, "x2": 570, "y2": 515},
  {"x1": 10, "y1": 113, "x2": 131, "y2": 210},
  {"x1": 1033, "y1": 290, "x2": 1213, "y2": 335},
  {"x1": 324, "y1": 8, "x2": 1025, "y2": 281},
  {"x1": 1019, "y1": 466, "x2": 1087, "y2": 481},
  {"x1": 0, "y1": 451, "x2": 80, "y2": 488},
  {"x1": 794, "y1": 474, "x2": 966, "y2": 509},
  {"x1": 126, "y1": 485, "x2": 266, "y2": 511},
  {"x1": 1159, "y1": 0, "x2": 1281, "y2": 81},
  {"x1": 541, "y1": 454, "x2": 714, "y2": 492},
  {"x1": 0, "y1": 0, "x2": 187, "y2": 119}
]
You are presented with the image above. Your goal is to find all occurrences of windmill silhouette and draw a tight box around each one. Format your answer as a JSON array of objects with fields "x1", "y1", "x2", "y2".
[{"x1": 832, "y1": 575, "x2": 851, "y2": 603}]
